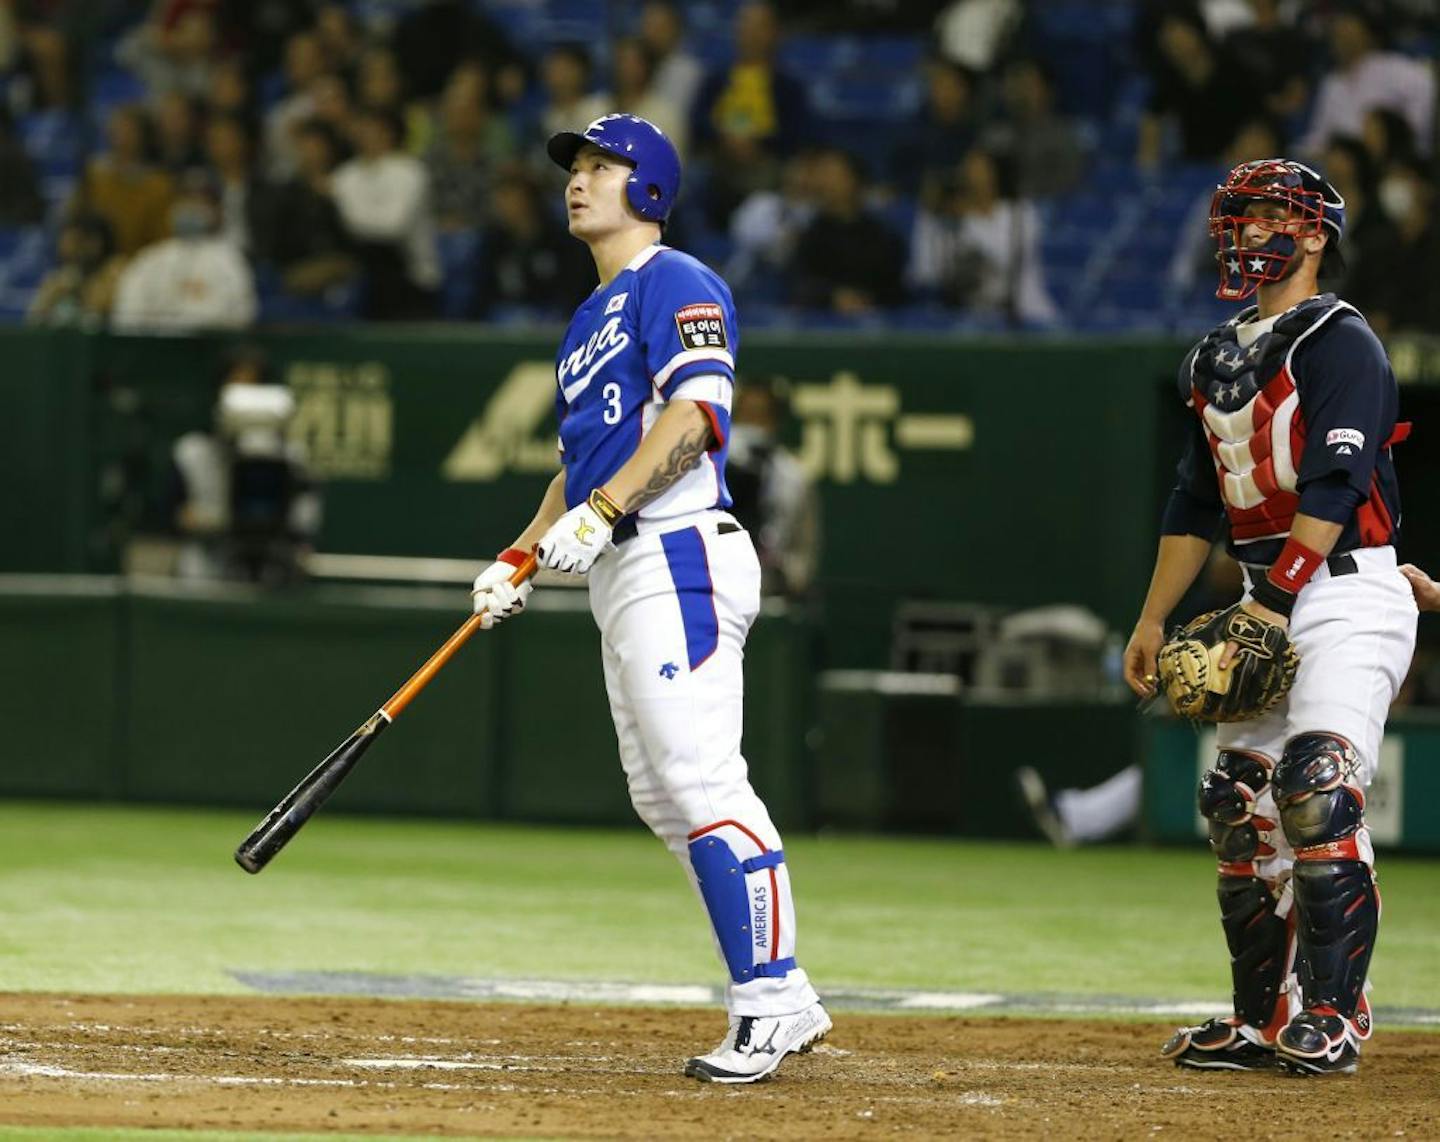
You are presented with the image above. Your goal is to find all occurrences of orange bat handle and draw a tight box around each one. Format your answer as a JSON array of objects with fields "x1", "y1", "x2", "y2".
[{"x1": 380, "y1": 552, "x2": 538, "y2": 721}]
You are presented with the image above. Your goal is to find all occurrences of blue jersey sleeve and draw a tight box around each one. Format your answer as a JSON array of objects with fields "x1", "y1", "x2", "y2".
[
  {"x1": 636, "y1": 253, "x2": 737, "y2": 447},
  {"x1": 1294, "y1": 314, "x2": 1397, "y2": 523}
]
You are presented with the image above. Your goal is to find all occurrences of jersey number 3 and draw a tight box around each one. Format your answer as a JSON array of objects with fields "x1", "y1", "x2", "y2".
[{"x1": 602, "y1": 382, "x2": 622, "y2": 425}]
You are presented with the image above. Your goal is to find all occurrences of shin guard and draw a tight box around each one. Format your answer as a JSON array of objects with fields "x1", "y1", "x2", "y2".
[
  {"x1": 1275, "y1": 733, "x2": 1379, "y2": 1026},
  {"x1": 688, "y1": 820, "x2": 796, "y2": 984}
]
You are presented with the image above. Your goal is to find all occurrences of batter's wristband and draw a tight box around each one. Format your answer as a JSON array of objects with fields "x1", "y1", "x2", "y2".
[
  {"x1": 588, "y1": 486, "x2": 624, "y2": 528},
  {"x1": 495, "y1": 547, "x2": 529, "y2": 567}
]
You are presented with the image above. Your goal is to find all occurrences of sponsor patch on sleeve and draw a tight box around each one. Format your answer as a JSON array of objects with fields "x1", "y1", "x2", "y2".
[
  {"x1": 674, "y1": 302, "x2": 728, "y2": 352},
  {"x1": 1326, "y1": 428, "x2": 1365, "y2": 452}
]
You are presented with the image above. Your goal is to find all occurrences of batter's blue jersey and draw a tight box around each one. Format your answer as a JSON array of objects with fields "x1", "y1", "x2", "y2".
[{"x1": 555, "y1": 243, "x2": 735, "y2": 522}]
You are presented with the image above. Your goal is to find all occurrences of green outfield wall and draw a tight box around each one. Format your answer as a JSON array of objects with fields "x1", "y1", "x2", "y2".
[{"x1": 3, "y1": 579, "x2": 1439, "y2": 850}]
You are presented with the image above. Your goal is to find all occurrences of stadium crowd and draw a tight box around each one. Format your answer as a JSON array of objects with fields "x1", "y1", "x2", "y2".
[{"x1": 2, "y1": 0, "x2": 1436, "y2": 334}]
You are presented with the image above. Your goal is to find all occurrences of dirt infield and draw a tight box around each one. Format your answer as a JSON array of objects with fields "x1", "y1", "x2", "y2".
[{"x1": 0, "y1": 994, "x2": 1436, "y2": 1140}]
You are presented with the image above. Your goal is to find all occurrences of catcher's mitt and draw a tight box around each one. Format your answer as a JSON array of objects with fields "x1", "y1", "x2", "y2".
[{"x1": 1156, "y1": 603, "x2": 1299, "y2": 723}]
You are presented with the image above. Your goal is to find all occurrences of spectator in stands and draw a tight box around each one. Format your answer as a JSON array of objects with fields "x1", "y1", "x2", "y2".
[
  {"x1": 727, "y1": 147, "x2": 819, "y2": 296},
  {"x1": 1219, "y1": 0, "x2": 1311, "y2": 128},
  {"x1": 389, "y1": 1, "x2": 526, "y2": 107},
  {"x1": 425, "y1": 64, "x2": 515, "y2": 232},
  {"x1": 980, "y1": 58, "x2": 1085, "y2": 199},
  {"x1": 151, "y1": 91, "x2": 204, "y2": 177},
  {"x1": 890, "y1": 57, "x2": 978, "y2": 196},
  {"x1": 611, "y1": 37, "x2": 688, "y2": 158},
  {"x1": 1360, "y1": 107, "x2": 1421, "y2": 171},
  {"x1": 206, "y1": 58, "x2": 257, "y2": 135},
  {"x1": 0, "y1": 107, "x2": 42, "y2": 224},
  {"x1": 356, "y1": 46, "x2": 426, "y2": 154},
  {"x1": 263, "y1": 31, "x2": 328, "y2": 180},
  {"x1": 205, "y1": 114, "x2": 262, "y2": 255},
  {"x1": 789, "y1": 148, "x2": 905, "y2": 314},
  {"x1": 691, "y1": 1, "x2": 809, "y2": 229},
  {"x1": 77, "y1": 105, "x2": 174, "y2": 257},
  {"x1": 908, "y1": 147, "x2": 1056, "y2": 326},
  {"x1": 639, "y1": 1, "x2": 703, "y2": 119},
  {"x1": 1363, "y1": 157, "x2": 1439, "y2": 336},
  {"x1": 2, "y1": 1, "x2": 74, "y2": 108},
  {"x1": 111, "y1": 172, "x2": 257, "y2": 332},
  {"x1": 331, "y1": 107, "x2": 439, "y2": 321},
  {"x1": 315, "y1": 4, "x2": 362, "y2": 77},
  {"x1": 933, "y1": 0, "x2": 1021, "y2": 73},
  {"x1": 1137, "y1": 13, "x2": 1252, "y2": 168},
  {"x1": 307, "y1": 73, "x2": 357, "y2": 154},
  {"x1": 537, "y1": 45, "x2": 609, "y2": 139},
  {"x1": 473, "y1": 166, "x2": 594, "y2": 318},
  {"x1": 27, "y1": 213, "x2": 124, "y2": 328},
  {"x1": 1300, "y1": 7, "x2": 1434, "y2": 158},
  {"x1": 726, "y1": 375, "x2": 820, "y2": 598},
  {"x1": 254, "y1": 119, "x2": 356, "y2": 298},
  {"x1": 1320, "y1": 135, "x2": 1401, "y2": 319},
  {"x1": 117, "y1": 5, "x2": 221, "y2": 101}
]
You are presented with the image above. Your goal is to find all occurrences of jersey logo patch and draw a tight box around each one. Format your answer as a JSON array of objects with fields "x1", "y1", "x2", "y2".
[
  {"x1": 605, "y1": 292, "x2": 628, "y2": 315},
  {"x1": 1326, "y1": 428, "x2": 1365, "y2": 450},
  {"x1": 674, "y1": 303, "x2": 728, "y2": 351}
]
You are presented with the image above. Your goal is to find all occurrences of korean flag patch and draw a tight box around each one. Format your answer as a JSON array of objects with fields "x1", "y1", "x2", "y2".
[{"x1": 674, "y1": 302, "x2": 728, "y2": 351}]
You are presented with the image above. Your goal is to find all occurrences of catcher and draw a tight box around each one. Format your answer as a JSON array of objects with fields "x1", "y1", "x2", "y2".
[{"x1": 1125, "y1": 158, "x2": 1417, "y2": 1076}]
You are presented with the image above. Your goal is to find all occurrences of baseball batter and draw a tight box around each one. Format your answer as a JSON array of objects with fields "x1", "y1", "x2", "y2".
[
  {"x1": 469, "y1": 114, "x2": 829, "y2": 1083},
  {"x1": 1125, "y1": 159, "x2": 1417, "y2": 1075}
]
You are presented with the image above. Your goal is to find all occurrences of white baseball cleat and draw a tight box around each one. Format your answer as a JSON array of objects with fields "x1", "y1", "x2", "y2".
[{"x1": 684, "y1": 1002, "x2": 832, "y2": 1084}]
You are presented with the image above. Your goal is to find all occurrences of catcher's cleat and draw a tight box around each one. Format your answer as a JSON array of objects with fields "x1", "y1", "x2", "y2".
[
  {"x1": 1160, "y1": 1017, "x2": 1278, "y2": 1071},
  {"x1": 1015, "y1": 767, "x2": 1074, "y2": 848},
  {"x1": 1275, "y1": 1005, "x2": 1364, "y2": 1076},
  {"x1": 684, "y1": 1002, "x2": 832, "y2": 1084}
]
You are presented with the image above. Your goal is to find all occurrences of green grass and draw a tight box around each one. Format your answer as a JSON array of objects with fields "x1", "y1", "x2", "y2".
[{"x1": 0, "y1": 801, "x2": 1437, "y2": 1007}]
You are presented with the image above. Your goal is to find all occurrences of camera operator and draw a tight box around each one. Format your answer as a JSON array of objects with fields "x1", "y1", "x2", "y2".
[{"x1": 170, "y1": 347, "x2": 320, "y2": 584}]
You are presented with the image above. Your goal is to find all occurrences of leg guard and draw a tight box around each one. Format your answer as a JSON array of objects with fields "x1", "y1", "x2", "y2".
[
  {"x1": 1197, "y1": 750, "x2": 1293, "y2": 1041},
  {"x1": 1273, "y1": 732, "x2": 1378, "y2": 1073},
  {"x1": 1273, "y1": 732, "x2": 1378, "y2": 1022},
  {"x1": 688, "y1": 820, "x2": 796, "y2": 985}
]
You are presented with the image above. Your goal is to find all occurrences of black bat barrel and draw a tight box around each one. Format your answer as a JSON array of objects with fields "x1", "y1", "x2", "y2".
[{"x1": 233, "y1": 711, "x2": 389, "y2": 873}]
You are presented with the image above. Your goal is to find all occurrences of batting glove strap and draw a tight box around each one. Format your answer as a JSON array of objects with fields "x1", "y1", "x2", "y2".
[
  {"x1": 587, "y1": 486, "x2": 624, "y2": 528},
  {"x1": 495, "y1": 547, "x2": 530, "y2": 568}
]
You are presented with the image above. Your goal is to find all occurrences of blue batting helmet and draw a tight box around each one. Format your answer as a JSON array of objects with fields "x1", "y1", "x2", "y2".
[{"x1": 546, "y1": 114, "x2": 682, "y2": 223}]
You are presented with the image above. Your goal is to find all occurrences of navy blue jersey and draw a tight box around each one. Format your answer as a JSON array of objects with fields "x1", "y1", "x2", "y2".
[
  {"x1": 555, "y1": 243, "x2": 735, "y2": 520},
  {"x1": 1163, "y1": 297, "x2": 1404, "y2": 565}
]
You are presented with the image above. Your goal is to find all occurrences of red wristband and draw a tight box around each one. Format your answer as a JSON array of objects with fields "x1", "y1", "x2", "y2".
[
  {"x1": 495, "y1": 547, "x2": 529, "y2": 567},
  {"x1": 1267, "y1": 538, "x2": 1326, "y2": 594}
]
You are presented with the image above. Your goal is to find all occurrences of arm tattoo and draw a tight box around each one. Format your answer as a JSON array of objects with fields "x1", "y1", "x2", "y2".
[{"x1": 619, "y1": 422, "x2": 714, "y2": 514}]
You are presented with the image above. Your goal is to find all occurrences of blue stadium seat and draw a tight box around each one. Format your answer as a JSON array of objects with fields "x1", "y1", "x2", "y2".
[
  {"x1": 18, "y1": 110, "x2": 84, "y2": 179},
  {"x1": 436, "y1": 228, "x2": 481, "y2": 320}
]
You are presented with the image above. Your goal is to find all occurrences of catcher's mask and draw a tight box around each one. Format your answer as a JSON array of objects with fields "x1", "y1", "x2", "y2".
[{"x1": 1209, "y1": 158, "x2": 1346, "y2": 301}]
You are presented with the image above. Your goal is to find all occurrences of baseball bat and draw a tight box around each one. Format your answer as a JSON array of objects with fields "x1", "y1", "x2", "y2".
[{"x1": 234, "y1": 553, "x2": 537, "y2": 874}]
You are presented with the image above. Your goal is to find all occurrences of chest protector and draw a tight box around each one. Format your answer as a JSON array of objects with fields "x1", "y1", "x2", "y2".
[{"x1": 1187, "y1": 294, "x2": 1346, "y2": 546}]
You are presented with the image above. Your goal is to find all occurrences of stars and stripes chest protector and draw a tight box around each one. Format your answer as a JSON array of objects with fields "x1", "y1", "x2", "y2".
[{"x1": 1188, "y1": 295, "x2": 1342, "y2": 545}]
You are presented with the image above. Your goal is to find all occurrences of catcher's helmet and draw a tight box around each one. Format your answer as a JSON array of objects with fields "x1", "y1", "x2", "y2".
[
  {"x1": 547, "y1": 113, "x2": 681, "y2": 223},
  {"x1": 1209, "y1": 158, "x2": 1346, "y2": 301}
]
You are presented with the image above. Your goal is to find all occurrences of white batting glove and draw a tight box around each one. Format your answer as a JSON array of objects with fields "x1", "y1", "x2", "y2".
[
  {"x1": 471, "y1": 549, "x2": 533, "y2": 629},
  {"x1": 536, "y1": 488, "x2": 623, "y2": 576}
]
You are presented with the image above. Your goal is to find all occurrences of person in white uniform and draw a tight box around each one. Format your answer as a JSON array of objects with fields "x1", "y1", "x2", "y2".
[
  {"x1": 469, "y1": 113, "x2": 829, "y2": 1084},
  {"x1": 1125, "y1": 158, "x2": 1416, "y2": 1076}
]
